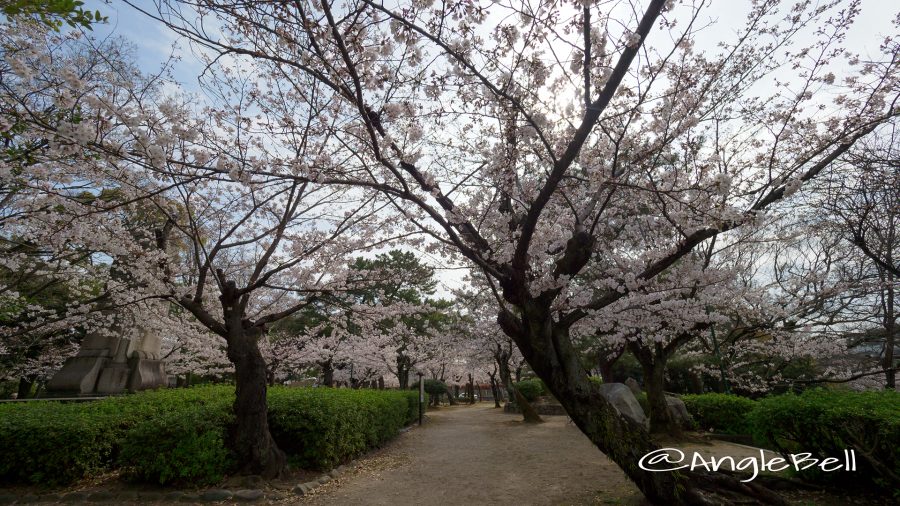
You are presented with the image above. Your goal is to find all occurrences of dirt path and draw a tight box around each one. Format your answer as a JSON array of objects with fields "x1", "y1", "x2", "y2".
[{"x1": 298, "y1": 404, "x2": 646, "y2": 506}]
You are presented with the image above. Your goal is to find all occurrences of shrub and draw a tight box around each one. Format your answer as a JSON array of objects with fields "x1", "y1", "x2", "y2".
[
  {"x1": 514, "y1": 378, "x2": 545, "y2": 401},
  {"x1": 682, "y1": 393, "x2": 756, "y2": 434},
  {"x1": 399, "y1": 389, "x2": 423, "y2": 424},
  {"x1": 748, "y1": 389, "x2": 900, "y2": 495},
  {"x1": 0, "y1": 402, "x2": 119, "y2": 485},
  {"x1": 422, "y1": 379, "x2": 447, "y2": 397},
  {"x1": 0, "y1": 385, "x2": 420, "y2": 486},
  {"x1": 117, "y1": 391, "x2": 235, "y2": 486},
  {"x1": 268, "y1": 387, "x2": 415, "y2": 470}
]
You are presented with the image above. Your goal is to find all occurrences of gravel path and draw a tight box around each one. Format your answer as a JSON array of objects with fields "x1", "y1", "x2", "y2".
[{"x1": 298, "y1": 404, "x2": 646, "y2": 506}]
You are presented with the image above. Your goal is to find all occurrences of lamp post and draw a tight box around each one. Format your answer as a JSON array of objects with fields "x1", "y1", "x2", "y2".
[{"x1": 417, "y1": 372, "x2": 425, "y2": 426}]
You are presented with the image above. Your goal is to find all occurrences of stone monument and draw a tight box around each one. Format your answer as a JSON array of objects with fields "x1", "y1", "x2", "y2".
[{"x1": 47, "y1": 323, "x2": 167, "y2": 395}]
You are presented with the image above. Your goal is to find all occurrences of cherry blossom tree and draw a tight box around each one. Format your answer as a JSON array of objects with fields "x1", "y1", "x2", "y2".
[
  {"x1": 1, "y1": 21, "x2": 406, "y2": 477},
  {"x1": 821, "y1": 124, "x2": 899, "y2": 389},
  {"x1": 129, "y1": 0, "x2": 900, "y2": 501}
]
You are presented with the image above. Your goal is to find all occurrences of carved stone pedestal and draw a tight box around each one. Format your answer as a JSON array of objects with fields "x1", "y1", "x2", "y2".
[
  {"x1": 45, "y1": 356, "x2": 110, "y2": 395},
  {"x1": 127, "y1": 357, "x2": 167, "y2": 391},
  {"x1": 46, "y1": 328, "x2": 167, "y2": 396}
]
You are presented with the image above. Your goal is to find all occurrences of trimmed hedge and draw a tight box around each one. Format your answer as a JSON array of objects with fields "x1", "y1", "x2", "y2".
[
  {"x1": 0, "y1": 386, "x2": 421, "y2": 486},
  {"x1": 514, "y1": 378, "x2": 546, "y2": 401},
  {"x1": 269, "y1": 388, "x2": 419, "y2": 470},
  {"x1": 0, "y1": 402, "x2": 119, "y2": 485},
  {"x1": 0, "y1": 386, "x2": 232, "y2": 485},
  {"x1": 682, "y1": 393, "x2": 756, "y2": 434},
  {"x1": 749, "y1": 389, "x2": 900, "y2": 495},
  {"x1": 118, "y1": 398, "x2": 235, "y2": 485}
]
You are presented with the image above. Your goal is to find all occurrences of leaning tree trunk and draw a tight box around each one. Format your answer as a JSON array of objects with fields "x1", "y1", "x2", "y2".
[
  {"x1": 512, "y1": 384, "x2": 543, "y2": 423},
  {"x1": 499, "y1": 354, "x2": 541, "y2": 422},
  {"x1": 498, "y1": 303, "x2": 785, "y2": 505},
  {"x1": 629, "y1": 342, "x2": 679, "y2": 436},
  {"x1": 226, "y1": 330, "x2": 287, "y2": 478}
]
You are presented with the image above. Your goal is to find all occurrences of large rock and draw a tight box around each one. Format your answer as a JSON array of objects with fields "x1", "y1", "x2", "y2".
[
  {"x1": 598, "y1": 383, "x2": 649, "y2": 429},
  {"x1": 665, "y1": 395, "x2": 694, "y2": 429},
  {"x1": 625, "y1": 377, "x2": 642, "y2": 396}
]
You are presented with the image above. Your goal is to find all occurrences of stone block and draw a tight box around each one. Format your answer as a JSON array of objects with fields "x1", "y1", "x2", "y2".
[
  {"x1": 127, "y1": 357, "x2": 167, "y2": 392},
  {"x1": 200, "y1": 489, "x2": 233, "y2": 502},
  {"x1": 95, "y1": 363, "x2": 130, "y2": 394},
  {"x1": 665, "y1": 395, "x2": 694, "y2": 429},
  {"x1": 46, "y1": 356, "x2": 109, "y2": 394},
  {"x1": 234, "y1": 489, "x2": 264, "y2": 501},
  {"x1": 598, "y1": 383, "x2": 649, "y2": 429}
]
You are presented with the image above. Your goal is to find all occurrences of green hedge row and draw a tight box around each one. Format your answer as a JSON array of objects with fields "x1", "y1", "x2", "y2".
[
  {"x1": 0, "y1": 386, "x2": 421, "y2": 486},
  {"x1": 681, "y1": 389, "x2": 899, "y2": 495},
  {"x1": 681, "y1": 393, "x2": 756, "y2": 434},
  {"x1": 748, "y1": 389, "x2": 900, "y2": 495},
  {"x1": 513, "y1": 378, "x2": 546, "y2": 401}
]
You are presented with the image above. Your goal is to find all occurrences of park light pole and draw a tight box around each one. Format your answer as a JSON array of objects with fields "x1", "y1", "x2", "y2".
[{"x1": 417, "y1": 372, "x2": 425, "y2": 426}]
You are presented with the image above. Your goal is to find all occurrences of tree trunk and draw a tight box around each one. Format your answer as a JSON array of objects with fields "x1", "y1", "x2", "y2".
[
  {"x1": 598, "y1": 362, "x2": 615, "y2": 384},
  {"x1": 883, "y1": 276, "x2": 896, "y2": 390},
  {"x1": 397, "y1": 354, "x2": 410, "y2": 389},
  {"x1": 630, "y1": 342, "x2": 679, "y2": 436},
  {"x1": 498, "y1": 356, "x2": 515, "y2": 408},
  {"x1": 378, "y1": 375, "x2": 385, "y2": 389},
  {"x1": 397, "y1": 369, "x2": 409, "y2": 389},
  {"x1": 512, "y1": 384, "x2": 543, "y2": 423},
  {"x1": 17, "y1": 377, "x2": 33, "y2": 399},
  {"x1": 447, "y1": 385, "x2": 459, "y2": 405},
  {"x1": 227, "y1": 331, "x2": 287, "y2": 478},
  {"x1": 321, "y1": 361, "x2": 334, "y2": 387},
  {"x1": 498, "y1": 302, "x2": 785, "y2": 505},
  {"x1": 489, "y1": 373, "x2": 501, "y2": 408},
  {"x1": 598, "y1": 345, "x2": 624, "y2": 383}
]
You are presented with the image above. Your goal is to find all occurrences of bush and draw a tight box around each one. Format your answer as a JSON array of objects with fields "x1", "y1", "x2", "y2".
[
  {"x1": 0, "y1": 385, "x2": 420, "y2": 486},
  {"x1": 268, "y1": 387, "x2": 415, "y2": 470},
  {"x1": 0, "y1": 402, "x2": 120, "y2": 485},
  {"x1": 422, "y1": 379, "x2": 447, "y2": 397},
  {"x1": 682, "y1": 393, "x2": 756, "y2": 434},
  {"x1": 749, "y1": 389, "x2": 900, "y2": 495},
  {"x1": 514, "y1": 378, "x2": 545, "y2": 401},
  {"x1": 117, "y1": 390, "x2": 235, "y2": 486}
]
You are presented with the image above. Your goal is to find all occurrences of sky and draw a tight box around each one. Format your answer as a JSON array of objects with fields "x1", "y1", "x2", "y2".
[
  {"x1": 76, "y1": 0, "x2": 898, "y2": 296},
  {"x1": 82, "y1": 0, "x2": 898, "y2": 74}
]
